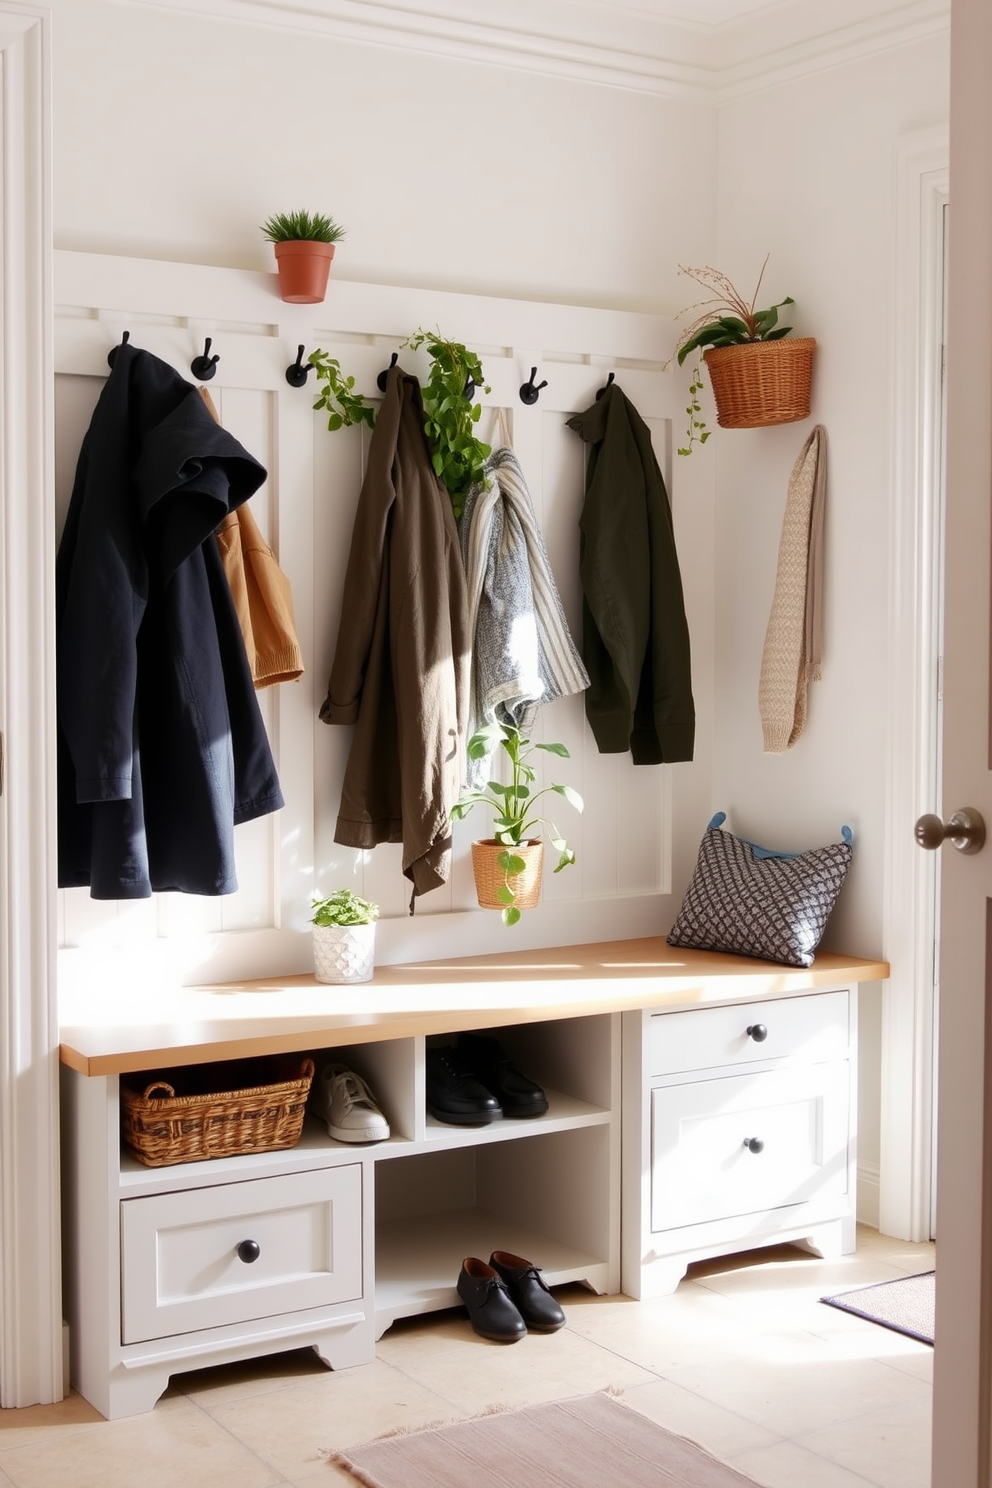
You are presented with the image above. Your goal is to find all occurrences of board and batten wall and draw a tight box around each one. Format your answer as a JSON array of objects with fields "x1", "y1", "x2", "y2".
[{"x1": 53, "y1": 252, "x2": 713, "y2": 986}]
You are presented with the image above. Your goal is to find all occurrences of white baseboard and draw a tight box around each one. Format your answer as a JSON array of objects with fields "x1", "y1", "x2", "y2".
[{"x1": 857, "y1": 1161, "x2": 881, "y2": 1231}]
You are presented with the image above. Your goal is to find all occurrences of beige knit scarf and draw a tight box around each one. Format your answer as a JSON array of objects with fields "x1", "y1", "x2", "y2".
[{"x1": 758, "y1": 425, "x2": 826, "y2": 753}]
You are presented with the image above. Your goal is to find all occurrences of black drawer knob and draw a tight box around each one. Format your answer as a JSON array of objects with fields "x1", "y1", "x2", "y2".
[
  {"x1": 746, "y1": 1023, "x2": 768, "y2": 1042},
  {"x1": 237, "y1": 1239, "x2": 261, "y2": 1264},
  {"x1": 743, "y1": 1137, "x2": 765, "y2": 1154}
]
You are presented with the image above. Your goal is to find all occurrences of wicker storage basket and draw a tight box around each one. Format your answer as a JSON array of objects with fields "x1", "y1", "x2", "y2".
[
  {"x1": 471, "y1": 838, "x2": 544, "y2": 910},
  {"x1": 120, "y1": 1055, "x2": 315, "y2": 1167},
  {"x1": 703, "y1": 337, "x2": 816, "y2": 428}
]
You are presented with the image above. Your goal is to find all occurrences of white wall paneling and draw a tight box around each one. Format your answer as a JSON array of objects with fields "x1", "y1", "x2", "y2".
[
  {"x1": 54, "y1": 250, "x2": 686, "y2": 989},
  {"x1": 0, "y1": 3, "x2": 62, "y2": 1409}
]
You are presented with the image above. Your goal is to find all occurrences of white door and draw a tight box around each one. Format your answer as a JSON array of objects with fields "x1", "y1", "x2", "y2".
[{"x1": 929, "y1": 0, "x2": 992, "y2": 1478}]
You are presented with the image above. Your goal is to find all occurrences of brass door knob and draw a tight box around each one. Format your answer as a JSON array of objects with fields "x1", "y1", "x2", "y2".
[{"x1": 914, "y1": 808, "x2": 986, "y2": 855}]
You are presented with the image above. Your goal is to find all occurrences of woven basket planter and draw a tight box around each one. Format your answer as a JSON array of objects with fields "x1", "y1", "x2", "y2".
[
  {"x1": 120, "y1": 1056, "x2": 314, "y2": 1167},
  {"x1": 471, "y1": 838, "x2": 544, "y2": 911},
  {"x1": 703, "y1": 337, "x2": 816, "y2": 428}
]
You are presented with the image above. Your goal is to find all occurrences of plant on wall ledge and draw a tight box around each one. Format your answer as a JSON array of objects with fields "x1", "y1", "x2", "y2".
[
  {"x1": 261, "y1": 210, "x2": 346, "y2": 304},
  {"x1": 403, "y1": 328, "x2": 492, "y2": 520},
  {"x1": 672, "y1": 256, "x2": 815, "y2": 441},
  {"x1": 308, "y1": 349, "x2": 376, "y2": 431}
]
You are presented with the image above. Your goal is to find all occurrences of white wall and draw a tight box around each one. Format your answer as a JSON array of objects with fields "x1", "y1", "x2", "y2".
[{"x1": 712, "y1": 35, "x2": 950, "y2": 1208}]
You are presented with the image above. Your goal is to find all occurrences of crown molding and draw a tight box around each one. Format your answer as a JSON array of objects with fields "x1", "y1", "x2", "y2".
[{"x1": 109, "y1": 0, "x2": 949, "y2": 100}]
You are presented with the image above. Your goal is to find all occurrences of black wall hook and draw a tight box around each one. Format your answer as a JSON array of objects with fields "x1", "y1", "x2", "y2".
[
  {"x1": 376, "y1": 352, "x2": 399, "y2": 392},
  {"x1": 595, "y1": 371, "x2": 615, "y2": 401},
  {"x1": 286, "y1": 345, "x2": 311, "y2": 388},
  {"x1": 463, "y1": 375, "x2": 476, "y2": 402},
  {"x1": 190, "y1": 337, "x2": 220, "y2": 381},
  {"x1": 107, "y1": 330, "x2": 130, "y2": 368},
  {"x1": 519, "y1": 367, "x2": 548, "y2": 405}
]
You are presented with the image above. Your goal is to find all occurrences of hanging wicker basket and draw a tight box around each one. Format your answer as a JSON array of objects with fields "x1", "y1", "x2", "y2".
[
  {"x1": 471, "y1": 839, "x2": 544, "y2": 911},
  {"x1": 703, "y1": 337, "x2": 816, "y2": 429}
]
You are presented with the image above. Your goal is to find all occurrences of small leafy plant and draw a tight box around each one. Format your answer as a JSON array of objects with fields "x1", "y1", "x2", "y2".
[
  {"x1": 308, "y1": 349, "x2": 376, "y2": 431},
  {"x1": 260, "y1": 210, "x2": 346, "y2": 244},
  {"x1": 452, "y1": 722, "x2": 584, "y2": 926},
  {"x1": 310, "y1": 888, "x2": 380, "y2": 927},
  {"x1": 403, "y1": 328, "x2": 492, "y2": 520},
  {"x1": 673, "y1": 256, "x2": 794, "y2": 456}
]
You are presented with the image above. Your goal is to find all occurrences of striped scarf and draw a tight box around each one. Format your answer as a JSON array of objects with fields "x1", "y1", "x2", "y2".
[{"x1": 458, "y1": 440, "x2": 589, "y2": 787}]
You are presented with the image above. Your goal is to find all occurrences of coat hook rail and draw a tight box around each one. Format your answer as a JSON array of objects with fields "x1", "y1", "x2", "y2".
[
  {"x1": 286, "y1": 345, "x2": 311, "y2": 388},
  {"x1": 190, "y1": 337, "x2": 220, "y2": 381},
  {"x1": 595, "y1": 371, "x2": 615, "y2": 401},
  {"x1": 519, "y1": 367, "x2": 548, "y2": 405},
  {"x1": 107, "y1": 329, "x2": 130, "y2": 368},
  {"x1": 376, "y1": 351, "x2": 399, "y2": 391}
]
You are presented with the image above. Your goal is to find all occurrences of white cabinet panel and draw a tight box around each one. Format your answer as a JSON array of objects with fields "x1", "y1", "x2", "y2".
[
  {"x1": 650, "y1": 1061, "x2": 850, "y2": 1232},
  {"x1": 120, "y1": 1165, "x2": 362, "y2": 1343}
]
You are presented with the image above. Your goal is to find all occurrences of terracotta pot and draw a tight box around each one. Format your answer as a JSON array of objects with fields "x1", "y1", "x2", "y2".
[
  {"x1": 273, "y1": 240, "x2": 336, "y2": 304},
  {"x1": 471, "y1": 839, "x2": 544, "y2": 911},
  {"x1": 703, "y1": 337, "x2": 816, "y2": 428}
]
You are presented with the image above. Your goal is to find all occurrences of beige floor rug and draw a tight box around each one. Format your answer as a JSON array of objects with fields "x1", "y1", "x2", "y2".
[{"x1": 325, "y1": 1390, "x2": 762, "y2": 1487}]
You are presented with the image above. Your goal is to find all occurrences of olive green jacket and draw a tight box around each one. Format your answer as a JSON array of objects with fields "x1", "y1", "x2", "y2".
[{"x1": 567, "y1": 384, "x2": 694, "y2": 764}]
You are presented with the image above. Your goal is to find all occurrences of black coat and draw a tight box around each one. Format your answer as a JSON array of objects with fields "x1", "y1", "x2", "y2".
[
  {"x1": 56, "y1": 342, "x2": 283, "y2": 898},
  {"x1": 567, "y1": 383, "x2": 695, "y2": 765}
]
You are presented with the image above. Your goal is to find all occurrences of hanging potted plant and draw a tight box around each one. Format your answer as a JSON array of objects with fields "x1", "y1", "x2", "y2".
[
  {"x1": 261, "y1": 210, "x2": 346, "y2": 305},
  {"x1": 674, "y1": 256, "x2": 815, "y2": 441},
  {"x1": 451, "y1": 723, "x2": 584, "y2": 926},
  {"x1": 310, "y1": 888, "x2": 379, "y2": 984}
]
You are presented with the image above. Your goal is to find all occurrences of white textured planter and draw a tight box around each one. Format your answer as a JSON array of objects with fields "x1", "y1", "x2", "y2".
[{"x1": 312, "y1": 923, "x2": 376, "y2": 984}]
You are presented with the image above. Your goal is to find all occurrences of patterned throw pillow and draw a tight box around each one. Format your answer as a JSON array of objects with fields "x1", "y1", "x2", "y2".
[{"x1": 667, "y1": 812, "x2": 854, "y2": 968}]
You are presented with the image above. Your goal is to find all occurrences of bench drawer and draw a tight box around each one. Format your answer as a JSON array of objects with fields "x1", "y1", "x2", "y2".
[
  {"x1": 121, "y1": 1165, "x2": 363, "y2": 1343},
  {"x1": 647, "y1": 989, "x2": 849, "y2": 1078}
]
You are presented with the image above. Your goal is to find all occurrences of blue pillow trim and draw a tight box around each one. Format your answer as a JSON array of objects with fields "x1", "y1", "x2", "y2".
[{"x1": 707, "y1": 812, "x2": 854, "y2": 857}]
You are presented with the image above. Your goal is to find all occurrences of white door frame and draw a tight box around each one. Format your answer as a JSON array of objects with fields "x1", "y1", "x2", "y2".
[
  {"x1": 0, "y1": 3, "x2": 62, "y2": 1407},
  {"x1": 879, "y1": 129, "x2": 949, "y2": 1243}
]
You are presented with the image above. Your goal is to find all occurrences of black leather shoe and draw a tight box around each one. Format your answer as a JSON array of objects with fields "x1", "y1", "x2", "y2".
[
  {"x1": 457, "y1": 1257, "x2": 527, "y2": 1342},
  {"x1": 425, "y1": 1047, "x2": 501, "y2": 1126},
  {"x1": 456, "y1": 1032, "x2": 549, "y2": 1118},
  {"x1": 489, "y1": 1250, "x2": 566, "y2": 1332}
]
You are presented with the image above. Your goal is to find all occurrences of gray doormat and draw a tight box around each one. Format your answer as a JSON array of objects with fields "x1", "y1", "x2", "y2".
[{"x1": 820, "y1": 1270, "x2": 934, "y2": 1345}]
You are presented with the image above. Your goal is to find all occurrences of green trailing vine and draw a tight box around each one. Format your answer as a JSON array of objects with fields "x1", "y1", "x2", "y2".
[
  {"x1": 677, "y1": 353, "x2": 711, "y2": 457},
  {"x1": 403, "y1": 328, "x2": 492, "y2": 519},
  {"x1": 308, "y1": 349, "x2": 376, "y2": 431}
]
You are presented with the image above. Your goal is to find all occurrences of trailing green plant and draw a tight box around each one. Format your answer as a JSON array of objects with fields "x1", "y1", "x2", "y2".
[
  {"x1": 403, "y1": 328, "x2": 492, "y2": 520},
  {"x1": 308, "y1": 349, "x2": 376, "y2": 432},
  {"x1": 260, "y1": 209, "x2": 346, "y2": 244},
  {"x1": 673, "y1": 256, "x2": 794, "y2": 456},
  {"x1": 310, "y1": 888, "x2": 380, "y2": 927},
  {"x1": 676, "y1": 353, "x2": 711, "y2": 458},
  {"x1": 451, "y1": 722, "x2": 584, "y2": 926}
]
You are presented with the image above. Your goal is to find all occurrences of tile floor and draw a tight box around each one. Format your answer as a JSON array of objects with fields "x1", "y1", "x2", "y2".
[{"x1": 0, "y1": 1226, "x2": 935, "y2": 1488}]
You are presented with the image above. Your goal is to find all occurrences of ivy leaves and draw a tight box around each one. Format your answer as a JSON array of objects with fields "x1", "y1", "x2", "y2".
[
  {"x1": 308, "y1": 349, "x2": 377, "y2": 432},
  {"x1": 404, "y1": 328, "x2": 492, "y2": 520}
]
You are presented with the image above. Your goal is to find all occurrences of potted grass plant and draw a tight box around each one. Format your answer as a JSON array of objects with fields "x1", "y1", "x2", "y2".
[
  {"x1": 674, "y1": 256, "x2": 815, "y2": 446},
  {"x1": 451, "y1": 722, "x2": 583, "y2": 926},
  {"x1": 310, "y1": 888, "x2": 379, "y2": 984},
  {"x1": 261, "y1": 210, "x2": 346, "y2": 305}
]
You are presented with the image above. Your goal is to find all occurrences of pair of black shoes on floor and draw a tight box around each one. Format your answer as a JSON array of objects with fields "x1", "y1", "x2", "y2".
[
  {"x1": 425, "y1": 1034, "x2": 548, "y2": 1125},
  {"x1": 456, "y1": 1251, "x2": 566, "y2": 1342}
]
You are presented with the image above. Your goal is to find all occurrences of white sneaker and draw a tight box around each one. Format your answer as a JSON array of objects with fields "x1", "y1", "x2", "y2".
[{"x1": 312, "y1": 1064, "x2": 390, "y2": 1143}]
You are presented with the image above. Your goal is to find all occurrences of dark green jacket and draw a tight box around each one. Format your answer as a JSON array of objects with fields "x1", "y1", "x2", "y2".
[{"x1": 567, "y1": 384, "x2": 694, "y2": 764}]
